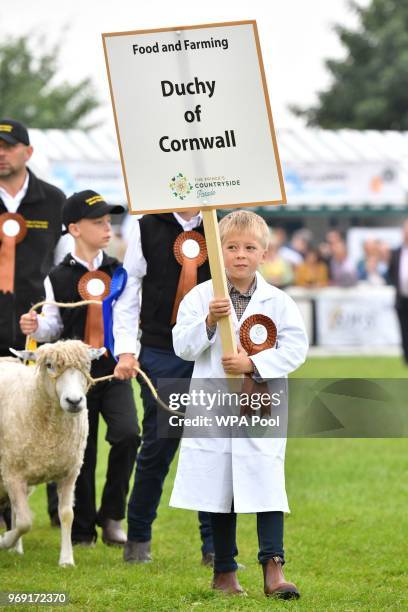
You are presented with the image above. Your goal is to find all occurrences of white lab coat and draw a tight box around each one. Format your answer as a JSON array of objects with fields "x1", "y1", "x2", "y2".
[{"x1": 169, "y1": 272, "x2": 308, "y2": 513}]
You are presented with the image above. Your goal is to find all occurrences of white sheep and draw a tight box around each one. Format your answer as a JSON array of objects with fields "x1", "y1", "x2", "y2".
[{"x1": 0, "y1": 340, "x2": 104, "y2": 566}]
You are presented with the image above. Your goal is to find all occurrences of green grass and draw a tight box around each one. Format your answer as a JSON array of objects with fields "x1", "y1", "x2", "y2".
[
  {"x1": 1, "y1": 358, "x2": 407, "y2": 611},
  {"x1": 294, "y1": 355, "x2": 408, "y2": 378}
]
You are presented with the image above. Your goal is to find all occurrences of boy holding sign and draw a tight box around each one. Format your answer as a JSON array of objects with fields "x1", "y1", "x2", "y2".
[{"x1": 170, "y1": 210, "x2": 308, "y2": 598}]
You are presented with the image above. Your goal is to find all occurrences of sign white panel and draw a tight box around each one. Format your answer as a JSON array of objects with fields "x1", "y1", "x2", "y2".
[
  {"x1": 316, "y1": 288, "x2": 400, "y2": 346},
  {"x1": 103, "y1": 21, "x2": 285, "y2": 213}
]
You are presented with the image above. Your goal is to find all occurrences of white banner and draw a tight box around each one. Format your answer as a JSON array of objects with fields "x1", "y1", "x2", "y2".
[
  {"x1": 283, "y1": 161, "x2": 404, "y2": 206},
  {"x1": 316, "y1": 287, "x2": 400, "y2": 346},
  {"x1": 103, "y1": 21, "x2": 285, "y2": 213}
]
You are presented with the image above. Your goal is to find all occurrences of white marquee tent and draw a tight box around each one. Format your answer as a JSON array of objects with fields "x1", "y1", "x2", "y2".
[{"x1": 29, "y1": 127, "x2": 408, "y2": 210}]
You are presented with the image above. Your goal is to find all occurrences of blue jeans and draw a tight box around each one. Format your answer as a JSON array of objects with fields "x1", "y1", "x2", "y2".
[
  {"x1": 209, "y1": 509, "x2": 284, "y2": 572},
  {"x1": 127, "y1": 346, "x2": 214, "y2": 554}
]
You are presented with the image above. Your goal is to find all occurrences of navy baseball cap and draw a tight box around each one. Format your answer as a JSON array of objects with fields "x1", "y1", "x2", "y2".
[
  {"x1": 0, "y1": 119, "x2": 30, "y2": 145},
  {"x1": 62, "y1": 190, "x2": 125, "y2": 231}
]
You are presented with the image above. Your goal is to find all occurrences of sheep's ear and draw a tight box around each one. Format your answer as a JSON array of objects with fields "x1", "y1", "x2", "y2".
[
  {"x1": 9, "y1": 347, "x2": 37, "y2": 361},
  {"x1": 88, "y1": 347, "x2": 106, "y2": 361}
]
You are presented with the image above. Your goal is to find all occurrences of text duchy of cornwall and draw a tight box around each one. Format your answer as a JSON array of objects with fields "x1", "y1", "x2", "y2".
[
  {"x1": 158, "y1": 77, "x2": 236, "y2": 153},
  {"x1": 131, "y1": 38, "x2": 237, "y2": 154}
]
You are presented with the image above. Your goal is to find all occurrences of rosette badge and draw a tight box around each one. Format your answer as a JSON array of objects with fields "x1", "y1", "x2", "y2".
[
  {"x1": 171, "y1": 231, "x2": 208, "y2": 323},
  {"x1": 78, "y1": 271, "x2": 111, "y2": 350},
  {"x1": 0, "y1": 213, "x2": 27, "y2": 293},
  {"x1": 240, "y1": 314, "x2": 277, "y2": 355},
  {"x1": 239, "y1": 314, "x2": 278, "y2": 417},
  {"x1": 169, "y1": 173, "x2": 193, "y2": 200}
]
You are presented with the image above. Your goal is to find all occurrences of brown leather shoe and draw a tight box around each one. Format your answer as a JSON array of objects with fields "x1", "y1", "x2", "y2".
[
  {"x1": 123, "y1": 540, "x2": 152, "y2": 564},
  {"x1": 212, "y1": 571, "x2": 246, "y2": 595},
  {"x1": 262, "y1": 557, "x2": 300, "y2": 599},
  {"x1": 101, "y1": 519, "x2": 127, "y2": 546}
]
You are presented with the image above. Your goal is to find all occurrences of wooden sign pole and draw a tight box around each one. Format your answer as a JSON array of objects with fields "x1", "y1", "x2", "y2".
[{"x1": 201, "y1": 209, "x2": 237, "y2": 371}]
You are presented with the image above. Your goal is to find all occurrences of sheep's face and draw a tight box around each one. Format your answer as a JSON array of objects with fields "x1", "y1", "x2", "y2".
[
  {"x1": 50, "y1": 365, "x2": 88, "y2": 413},
  {"x1": 10, "y1": 341, "x2": 105, "y2": 414}
]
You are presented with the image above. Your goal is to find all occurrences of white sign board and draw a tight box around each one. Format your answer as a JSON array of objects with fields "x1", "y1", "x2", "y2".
[
  {"x1": 103, "y1": 21, "x2": 285, "y2": 214},
  {"x1": 316, "y1": 287, "x2": 400, "y2": 346}
]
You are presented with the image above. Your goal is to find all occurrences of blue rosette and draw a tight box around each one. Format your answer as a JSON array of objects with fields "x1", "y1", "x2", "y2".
[{"x1": 102, "y1": 266, "x2": 128, "y2": 361}]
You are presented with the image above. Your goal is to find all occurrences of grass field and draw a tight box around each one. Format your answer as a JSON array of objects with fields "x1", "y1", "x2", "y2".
[{"x1": 1, "y1": 357, "x2": 407, "y2": 611}]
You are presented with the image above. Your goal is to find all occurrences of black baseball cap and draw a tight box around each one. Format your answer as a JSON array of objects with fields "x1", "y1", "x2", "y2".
[
  {"x1": 0, "y1": 119, "x2": 30, "y2": 145},
  {"x1": 62, "y1": 190, "x2": 125, "y2": 232}
]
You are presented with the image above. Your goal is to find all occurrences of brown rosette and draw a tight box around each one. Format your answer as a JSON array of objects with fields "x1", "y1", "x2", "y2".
[
  {"x1": 171, "y1": 230, "x2": 207, "y2": 324},
  {"x1": 0, "y1": 213, "x2": 27, "y2": 293},
  {"x1": 240, "y1": 314, "x2": 277, "y2": 355},
  {"x1": 239, "y1": 314, "x2": 277, "y2": 417},
  {"x1": 78, "y1": 271, "x2": 111, "y2": 349}
]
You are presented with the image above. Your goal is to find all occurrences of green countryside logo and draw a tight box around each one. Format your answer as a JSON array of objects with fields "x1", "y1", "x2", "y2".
[{"x1": 169, "y1": 173, "x2": 193, "y2": 200}]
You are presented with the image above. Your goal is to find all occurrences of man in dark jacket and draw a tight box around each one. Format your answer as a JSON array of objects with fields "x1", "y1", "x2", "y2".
[
  {"x1": 0, "y1": 119, "x2": 66, "y2": 356},
  {"x1": 388, "y1": 220, "x2": 408, "y2": 363}
]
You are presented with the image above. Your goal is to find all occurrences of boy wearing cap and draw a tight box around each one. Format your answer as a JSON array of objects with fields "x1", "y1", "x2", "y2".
[{"x1": 20, "y1": 190, "x2": 140, "y2": 546}]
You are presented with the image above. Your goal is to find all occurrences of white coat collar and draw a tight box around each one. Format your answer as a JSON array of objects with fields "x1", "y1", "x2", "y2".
[
  {"x1": 252, "y1": 271, "x2": 279, "y2": 302},
  {"x1": 230, "y1": 271, "x2": 277, "y2": 328}
]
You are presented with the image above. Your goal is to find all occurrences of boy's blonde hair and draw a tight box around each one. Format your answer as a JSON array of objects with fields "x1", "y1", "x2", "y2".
[{"x1": 219, "y1": 210, "x2": 270, "y2": 249}]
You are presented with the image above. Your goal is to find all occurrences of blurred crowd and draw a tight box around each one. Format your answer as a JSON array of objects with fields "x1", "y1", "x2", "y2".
[
  {"x1": 106, "y1": 217, "x2": 395, "y2": 291},
  {"x1": 258, "y1": 227, "x2": 392, "y2": 290}
]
